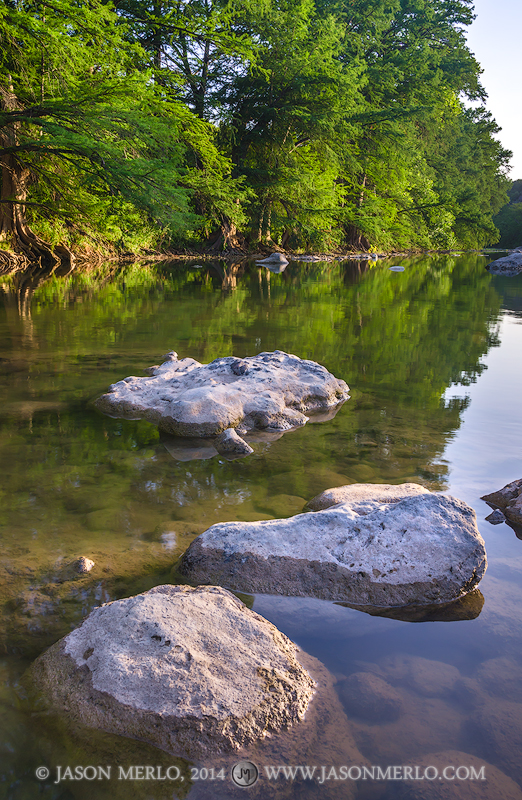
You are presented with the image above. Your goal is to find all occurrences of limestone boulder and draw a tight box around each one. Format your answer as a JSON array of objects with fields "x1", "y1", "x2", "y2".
[
  {"x1": 487, "y1": 252, "x2": 522, "y2": 276},
  {"x1": 94, "y1": 350, "x2": 349, "y2": 438},
  {"x1": 481, "y1": 478, "x2": 522, "y2": 525},
  {"x1": 305, "y1": 481, "x2": 429, "y2": 512},
  {"x1": 28, "y1": 585, "x2": 316, "y2": 760},
  {"x1": 179, "y1": 493, "x2": 487, "y2": 606}
]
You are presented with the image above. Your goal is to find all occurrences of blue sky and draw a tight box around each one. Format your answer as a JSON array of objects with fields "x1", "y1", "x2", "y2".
[{"x1": 466, "y1": 0, "x2": 522, "y2": 179}]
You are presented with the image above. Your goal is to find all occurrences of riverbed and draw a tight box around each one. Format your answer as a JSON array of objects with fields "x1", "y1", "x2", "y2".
[{"x1": 1, "y1": 253, "x2": 521, "y2": 798}]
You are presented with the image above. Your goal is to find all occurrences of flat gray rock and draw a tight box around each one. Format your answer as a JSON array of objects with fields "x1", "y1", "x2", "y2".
[
  {"x1": 179, "y1": 493, "x2": 487, "y2": 606},
  {"x1": 28, "y1": 585, "x2": 315, "y2": 759},
  {"x1": 94, "y1": 350, "x2": 349, "y2": 438},
  {"x1": 486, "y1": 252, "x2": 522, "y2": 276},
  {"x1": 305, "y1": 482, "x2": 429, "y2": 511}
]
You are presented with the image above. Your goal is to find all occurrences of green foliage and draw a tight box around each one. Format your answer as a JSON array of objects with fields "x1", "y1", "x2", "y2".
[
  {"x1": 0, "y1": 0, "x2": 242, "y2": 249},
  {"x1": 0, "y1": 0, "x2": 513, "y2": 253},
  {"x1": 492, "y1": 179, "x2": 522, "y2": 248}
]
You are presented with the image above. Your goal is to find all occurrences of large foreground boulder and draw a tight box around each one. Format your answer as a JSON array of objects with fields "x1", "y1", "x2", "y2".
[
  {"x1": 178, "y1": 493, "x2": 487, "y2": 606},
  {"x1": 486, "y1": 251, "x2": 522, "y2": 276},
  {"x1": 28, "y1": 585, "x2": 316, "y2": 760},
  {"x1": 94, "y1": 350, "x2": 349, "y2": 438}
]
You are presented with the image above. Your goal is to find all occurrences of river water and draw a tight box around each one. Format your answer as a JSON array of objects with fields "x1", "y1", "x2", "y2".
[{"x1": 1, "y1": 254, "x2": 521, "y2": 798}]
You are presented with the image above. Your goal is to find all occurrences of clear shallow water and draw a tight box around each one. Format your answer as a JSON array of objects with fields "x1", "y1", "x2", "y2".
[{"x1": 1, "y1": 255, "x2": 522, "y2": 798}]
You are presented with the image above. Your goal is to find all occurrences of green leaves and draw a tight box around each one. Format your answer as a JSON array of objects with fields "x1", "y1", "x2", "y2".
[{"x1": 0, "y1": 0, "x2": 512, "y2": 254}]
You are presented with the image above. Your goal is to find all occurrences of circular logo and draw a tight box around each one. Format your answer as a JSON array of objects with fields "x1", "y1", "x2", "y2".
[
  {"x1": 35, "y1": 766, "x2": 50, "y2": 780},
  {"x1": 231, "y1": 761, "x2": 259, "y2": 788}
]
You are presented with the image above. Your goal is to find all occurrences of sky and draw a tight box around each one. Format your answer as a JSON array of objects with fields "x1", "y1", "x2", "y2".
[{"x1": 465, "y1": 0, "x2": 522, "y2": 179}]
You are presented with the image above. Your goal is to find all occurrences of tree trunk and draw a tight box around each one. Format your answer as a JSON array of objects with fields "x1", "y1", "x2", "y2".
[
  {"x1": 0, "y1": 83, "x2": 71, "y2": 268},
  {"x1": 206, "y1": 217, "x2": 246, "y2": 252},
  {"x1": 345, "y1": 223, "x2": 370, "y2": 251}
]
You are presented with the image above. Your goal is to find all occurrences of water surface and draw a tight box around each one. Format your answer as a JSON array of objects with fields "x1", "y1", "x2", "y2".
[{"x1": 1, "y1": 254, "x2": 521, "y2": 798}]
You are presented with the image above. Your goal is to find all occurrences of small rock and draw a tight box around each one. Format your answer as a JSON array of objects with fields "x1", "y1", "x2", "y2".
[
  {"x1": 487, "y1": 252, "x2": 522, "y2": 276},
  {"x1": 28, "y1": 585, "x2": 316, "y2": 760},
  {"x1": 485, "y1": 508, "x2": 506, "y2": 525},
  {"x1": 76, "y1": 557, "x2": 95, "y2": 574},
  {"x1": 338, "y1": 672, "x2": 403, "y2": 722},
  {"x1": 481, "y1": 478, "x2": 522, "y2": 508},
  {"x1": 481, "y1": 479, "x2": 522, "y2": 525},
  {"x1": 215, "y1": 429, "x2": 254, "y2": 457},
  {"x1": 255, "y1": 253, "x2": 289, "y2": 265}
]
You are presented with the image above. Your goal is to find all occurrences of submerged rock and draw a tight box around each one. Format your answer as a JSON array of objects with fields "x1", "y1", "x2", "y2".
[
  {"x1": 374, "y1": 654, "x2": 460, "y2": 698},
  {"x1": 94, "y1": 350, "x2": 349, "y2": 438},
  {"x1": 28, "y1": 585, "x2": 316, "y2": 760},
  {"x1": 179, "y1": 492, "x2": 487, "y2": 606},
  {"x1": 395, "y1": 751, "x2": 522, "y2": 800},
  {"x1": 481, "y1": 478, "x2": 522, "y2": 525},
  {"x1": 486, "y1": 252, "x2": 522, "y2": 276},
  {"x1": 338, "y1": 672, "x2": 403, "y2": 722}
]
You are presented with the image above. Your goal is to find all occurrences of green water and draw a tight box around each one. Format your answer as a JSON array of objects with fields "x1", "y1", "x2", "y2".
[{"x1": 1, "y1": 254, "x2": 522, "y2": 798}]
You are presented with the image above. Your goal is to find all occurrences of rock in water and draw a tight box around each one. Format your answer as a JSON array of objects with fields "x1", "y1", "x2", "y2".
[
  {"x1": 482, "y1": 478, "x2": 522, "y2": 525},
  {"x1": 28, "y1": 585, "x2": 315, "y2": 759},
  {"x1": 215, "y1": 428, "x2": 254, "y2": 457},
  {"x1": 485, "y1": 508, "x2": 506, "y2": 525},
  {"x1": 179, "y1": 493, "x2": 487, "y2": 606},
  {"x1": 94, "y1": 350, "x2": 349, "y2": 438},
  {"x1": 76, "y1": 556, "x2": 95, "y2": 574},
  {"x1": 486, "y1": 252, "x2": 522, "y2": 276},
  {"x1": 305, "y1": 482, "x2": 430, "y2": 512},
  {"x1": 255, "y1": 253, "x2": 289, "y2": 265}
]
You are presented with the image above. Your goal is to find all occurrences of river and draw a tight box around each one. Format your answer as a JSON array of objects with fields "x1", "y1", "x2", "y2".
[{"x1": 1, "y1": 253, "x2": 521, "y2": 798}]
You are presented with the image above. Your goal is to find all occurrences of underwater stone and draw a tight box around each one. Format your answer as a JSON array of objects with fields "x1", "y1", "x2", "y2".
[{"x1": 339, "y1": 672, "x2": 403, "y2": 722}]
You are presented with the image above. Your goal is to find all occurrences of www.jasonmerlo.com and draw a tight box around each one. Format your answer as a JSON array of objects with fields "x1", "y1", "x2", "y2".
[{"x1": 45, "y1": 763, "x2": 486, "y2": 784}]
